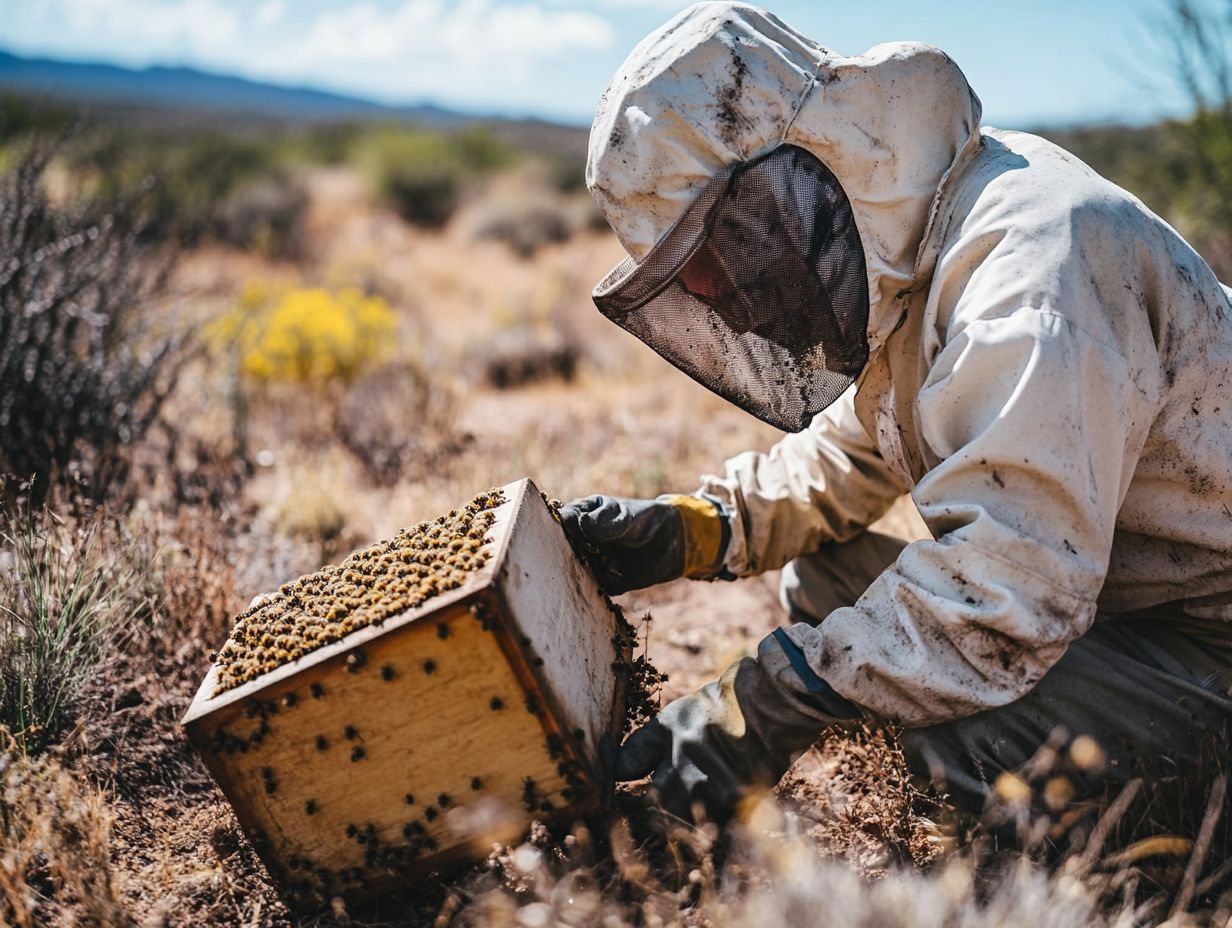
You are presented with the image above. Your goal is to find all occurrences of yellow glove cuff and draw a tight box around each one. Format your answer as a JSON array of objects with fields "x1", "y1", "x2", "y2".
[{"x1": 668, "y1": 495, "x2": 725, "y2": 579}]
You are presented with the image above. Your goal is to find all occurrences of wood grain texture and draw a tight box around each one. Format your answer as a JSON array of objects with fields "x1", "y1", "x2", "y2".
[{"x1": 181, "y1": 479, "x2": 625, "y2": 911}]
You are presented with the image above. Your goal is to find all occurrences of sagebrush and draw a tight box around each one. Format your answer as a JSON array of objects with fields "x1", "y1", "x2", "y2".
[{"x1": 0, "y1": 143, "x2": 186, "y2": 503}]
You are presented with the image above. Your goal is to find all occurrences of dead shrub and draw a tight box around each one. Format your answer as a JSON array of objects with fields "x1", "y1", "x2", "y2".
[
  {"x1": 0, "y1": 734, "x2": 134, "y2": 927},
  {"x1": 0, "y1": 143, "x2": 188, "y2": 504},
  {"x1": 777, "y1": 726, "x2": 940, "y2": 876},
  {"x1": 480, "y1": 328, "x2": 580, "y2": 389},
  {"x1": 470, "y1": 183, "x2": 598, "y2": 258},
  {"x1": 80, "y1": 505, "x2": 245, "y2": 801},
  {"x1": 474, "y1": 198, "x2": 573, "y2": 258},
  {"x1": 210, "y1": 173, "x2": 308, "y2": 261},
  {"x1": 334, "y1": 361, "x2": 467, "y2": 486}
]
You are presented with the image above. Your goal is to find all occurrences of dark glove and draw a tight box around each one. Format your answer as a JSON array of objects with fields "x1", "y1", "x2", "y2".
[
  {"x1": 559, "y1": 494, "x2": 729, "y2": 594},
  {"x1": 615, "y1": 628, "x2": 860, "y2": 824}
]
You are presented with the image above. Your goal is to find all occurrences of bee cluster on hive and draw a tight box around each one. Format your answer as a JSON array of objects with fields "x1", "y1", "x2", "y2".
[{"x1": 212, "y1": 488, "x2": 506, "y2": 695}]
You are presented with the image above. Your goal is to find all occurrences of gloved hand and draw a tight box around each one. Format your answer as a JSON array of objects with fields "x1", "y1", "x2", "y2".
[
  {"x1": 616, "y1": 628, "x2": 860, "y2": 824},
  {"x1": 559, "y1": 494, "x2": 730, "y2": 594}
]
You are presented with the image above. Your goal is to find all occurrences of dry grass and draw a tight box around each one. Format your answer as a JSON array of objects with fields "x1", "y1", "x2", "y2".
[
  {"x1": 0, "y1": 505, "x2": 155, "y2": 754},
  {"x1": 0, "y1": 736, "x2": 134, "y2": 928}
]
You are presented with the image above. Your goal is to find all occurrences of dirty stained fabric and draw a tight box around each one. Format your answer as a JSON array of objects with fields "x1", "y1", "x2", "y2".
[
  {"x1": 781, "y1": 533, "x2": 1232, "y2": 811},
  {"x1": 587, "y1": 2, "x2": 1232, "y2": 726}
]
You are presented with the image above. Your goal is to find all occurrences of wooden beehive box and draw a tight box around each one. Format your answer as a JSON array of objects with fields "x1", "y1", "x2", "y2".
[{"x1": 182, "y1": 478, "x2": 629, "y2": 911}]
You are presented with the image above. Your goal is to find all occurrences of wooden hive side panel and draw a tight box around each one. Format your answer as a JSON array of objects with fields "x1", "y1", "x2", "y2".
[
  {"x1": 185, "y1": 591, "x2": 574, "y2": 908},
  {"x1": 494, "y1": 480, "x2": 628, "y2": 785}
]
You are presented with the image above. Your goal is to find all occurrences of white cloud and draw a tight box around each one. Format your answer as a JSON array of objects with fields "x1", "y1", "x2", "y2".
[
  {"x1": 254, "y1": 0, "x2": 287, "y2": 28},
  {"x1": 547, "y1": 0, "x2": 687, "y2": 7},
  {"x1": 287, "y1": 0, "x2": 613, "y2": 80},
  {"x1": 13, "y1": 0, "x2": 616, "y2": 110},
  {"x1": 56, "y1": 0, "x2": 244, "y2": 62}
]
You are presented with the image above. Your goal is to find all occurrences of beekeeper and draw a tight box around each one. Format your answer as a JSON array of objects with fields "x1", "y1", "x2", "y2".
[{"x1": 561, "y1": 1, "x2": 1232, "y2": 823}]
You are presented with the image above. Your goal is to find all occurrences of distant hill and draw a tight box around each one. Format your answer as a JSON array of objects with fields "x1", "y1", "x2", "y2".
[{"x1": 0, "y1": 49, "x2": 465, "y2": 125}]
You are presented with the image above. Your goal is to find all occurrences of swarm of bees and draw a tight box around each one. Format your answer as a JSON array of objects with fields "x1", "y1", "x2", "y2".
[{"x1": 212, "y1": 488, "x2": 506, "y2": 694}]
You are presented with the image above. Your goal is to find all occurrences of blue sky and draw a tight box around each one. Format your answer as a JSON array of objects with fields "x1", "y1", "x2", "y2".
[{"x1": 0, "y1": 0, "x2": 1196, "y2": 128}]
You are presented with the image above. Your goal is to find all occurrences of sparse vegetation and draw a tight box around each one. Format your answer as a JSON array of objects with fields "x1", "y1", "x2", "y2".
[
  {"x1": 357, "y1": 126, "x2": 515, "y2": 228},
  {"x1": 1046, "y1": 0, "x2": 1232, "y2": 277},
  {"x1": 0, "y1": 144, "x2": 186, "y2": 503},
  {"x1": 0, "y1": 506, "x2": 150, "y2": 754}
]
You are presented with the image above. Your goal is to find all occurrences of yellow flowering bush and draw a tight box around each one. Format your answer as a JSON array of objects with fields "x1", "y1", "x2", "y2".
[{"x1": 214, "y1": 283, "x2": 397, "y2": 384}]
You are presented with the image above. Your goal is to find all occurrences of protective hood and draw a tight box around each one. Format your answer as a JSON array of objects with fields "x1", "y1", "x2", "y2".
[{"x1": 587, "y1": 1, "x2": 983, "y2": 356}]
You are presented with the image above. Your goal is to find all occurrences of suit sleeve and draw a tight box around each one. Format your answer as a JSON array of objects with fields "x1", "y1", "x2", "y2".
[
  {"x1": 779, "y1": 305, "x2": 1156, "y2": 725},
  {"x1": 697, "y1": 387, "x2": 910, "y2": 576}
]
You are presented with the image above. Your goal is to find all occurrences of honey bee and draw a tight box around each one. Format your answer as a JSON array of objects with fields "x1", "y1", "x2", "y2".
[{"x1": 212, "y1": 488, "x2": 502, "y2": 693}]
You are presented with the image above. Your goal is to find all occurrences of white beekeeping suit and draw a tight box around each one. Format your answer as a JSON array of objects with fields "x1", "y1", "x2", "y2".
[{"x1": 587, "y1": 1, "x2": 1232, "y2": 728}]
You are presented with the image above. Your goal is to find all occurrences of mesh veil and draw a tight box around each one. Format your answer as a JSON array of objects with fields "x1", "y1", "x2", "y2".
[{"x1": 593, "y1": 145, "x2": 869, "y2": 432}]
